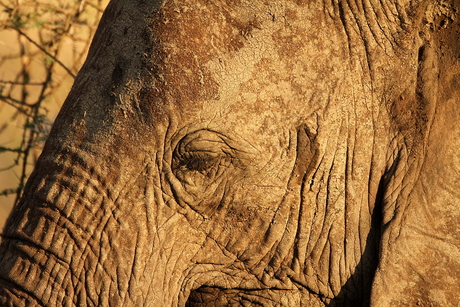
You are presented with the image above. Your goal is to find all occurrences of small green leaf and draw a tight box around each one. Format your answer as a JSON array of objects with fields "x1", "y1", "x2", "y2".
[{"x1": 44, "y1": 56, "x2": 55, "y2": 65}]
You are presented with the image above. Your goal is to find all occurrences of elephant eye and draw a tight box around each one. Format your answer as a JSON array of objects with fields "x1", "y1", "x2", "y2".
[
  {"x1": 179, "y1": 151, "x2": 221, "y2": 174},
  {"x1": 171, "y1": 130, "x2": 238, "y2": 184},
  {"x1": 169, "y1": 129, "x2": 249, "y2": 216}
]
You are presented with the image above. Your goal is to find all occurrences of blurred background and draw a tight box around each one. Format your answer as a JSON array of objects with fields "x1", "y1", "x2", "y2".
[{"x1": 0, "y1": 0, "x2": 110, "y2": 230}]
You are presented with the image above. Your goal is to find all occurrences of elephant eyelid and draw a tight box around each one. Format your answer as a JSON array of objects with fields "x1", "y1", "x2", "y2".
[
  {"x1": 171, "y1": 130, "x2": 249, "y2": 178},
  {"x1": 178, "y1": 151, "x2": 224, "y2": 173}
]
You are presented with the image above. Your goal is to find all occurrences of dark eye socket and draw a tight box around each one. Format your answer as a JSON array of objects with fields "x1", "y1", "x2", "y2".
[
  {"x1": 180, "y1": 152, "x2": 219, "y2": 173},
  {"x1": 171, "y1": 129, "x2": 245, "y2": 180}
]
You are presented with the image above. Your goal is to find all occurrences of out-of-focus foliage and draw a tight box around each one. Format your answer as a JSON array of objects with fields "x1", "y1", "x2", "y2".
[{"x1": 0, "y1": 0, "x2": 109, "y2": 228}]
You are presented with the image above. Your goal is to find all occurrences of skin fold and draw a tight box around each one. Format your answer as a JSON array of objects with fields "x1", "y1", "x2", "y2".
[{"x1": 0, "y1": 0, "x2": 459, "y2": 305}]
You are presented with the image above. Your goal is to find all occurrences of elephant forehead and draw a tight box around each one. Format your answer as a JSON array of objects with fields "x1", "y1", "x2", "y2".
[
  {"x1": 145, "y1": 0, "x2": 270, "y2": 115},
  {"x1": 143, "y1": 0, "x2": 345, "y2": 135},
  {"x1": 74, "y1": 0, "x2": 347, "y2": 153}
]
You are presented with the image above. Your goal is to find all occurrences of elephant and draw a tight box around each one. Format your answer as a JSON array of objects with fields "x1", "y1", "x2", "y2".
[{"x1": 1, "y1": 0, "x2": 460, "y2": 305}]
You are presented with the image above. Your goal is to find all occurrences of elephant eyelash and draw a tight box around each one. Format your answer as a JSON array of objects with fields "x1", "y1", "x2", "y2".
[
  {"x1": 171, "y1": 130, "x2": 244, "y2": 180},
  {"x1": 180, "y1": 152, "x2": 220, "y2": 173},
  {"x1": 178, "y1": 151, "x2": 222, "y2": 173}
]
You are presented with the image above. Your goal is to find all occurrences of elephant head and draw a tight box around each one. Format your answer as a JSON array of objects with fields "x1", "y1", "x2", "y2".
[{"x1": 1, "y1": 0, "x2": 460, "y2": 305}]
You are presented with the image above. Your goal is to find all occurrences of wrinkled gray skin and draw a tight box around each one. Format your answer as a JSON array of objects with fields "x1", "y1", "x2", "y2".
[{"x1": 1, "y1": 0, "x2": 460, "y2": 306}]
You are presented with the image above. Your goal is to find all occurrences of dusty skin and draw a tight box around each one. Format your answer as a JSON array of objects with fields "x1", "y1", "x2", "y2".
[{"x1": 1, "y1": 0, "x2": 460, "y2": 306}]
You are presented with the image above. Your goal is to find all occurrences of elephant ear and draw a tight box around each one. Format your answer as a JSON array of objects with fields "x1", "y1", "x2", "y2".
[{"x1": 371, "y1": 0, "x2": 460, "y2": 305}]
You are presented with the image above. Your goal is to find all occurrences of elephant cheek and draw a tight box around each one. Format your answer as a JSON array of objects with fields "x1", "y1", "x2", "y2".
[{"x1": 0, "y1": 149, "x2": 207, "y2": 306}]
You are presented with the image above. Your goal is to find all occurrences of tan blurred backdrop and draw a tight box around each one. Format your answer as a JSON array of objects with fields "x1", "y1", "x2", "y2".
[{"x1": 0, "y1": 0, "x2": 109, "y2": 230}]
